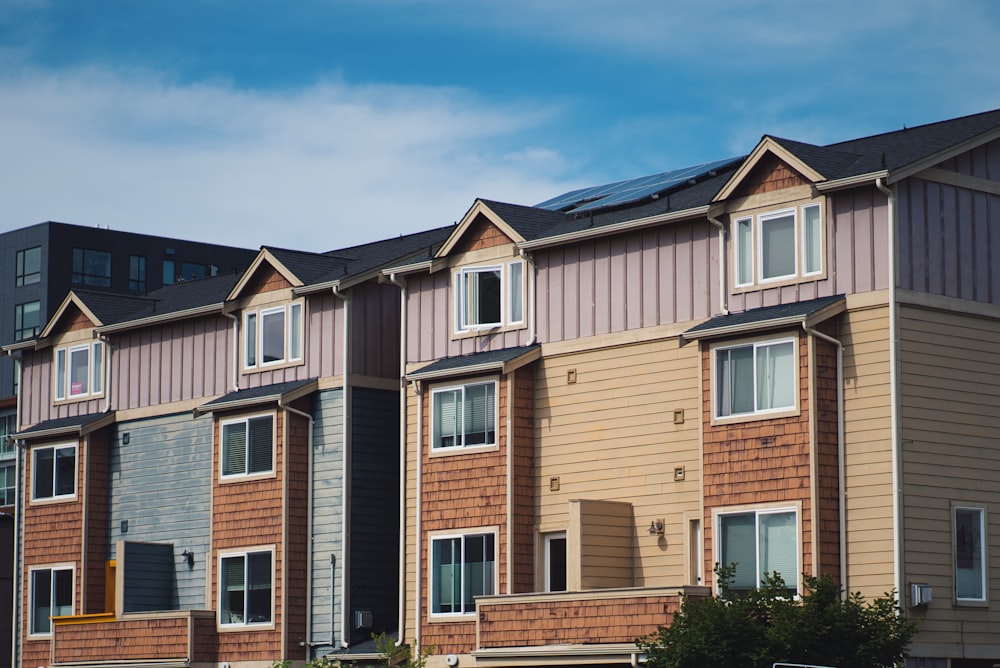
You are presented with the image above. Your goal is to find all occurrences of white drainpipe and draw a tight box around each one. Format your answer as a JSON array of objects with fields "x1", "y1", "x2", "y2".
[
  {"x1": 385, "y1": 273, "x2": 408, "y2": 646},
  {"x1": 412, "y1": 379, "x2": 423, "y2": 654},
  {"x1": 518, "y1": 248, "x2": 537, "y2": 345},
  {"x1": 706, "y1": 213, "x2": 729, "y2": 315},
  {"x1": 222, "y1": 310, "x2": 240, "y2": 392},
  {"x1": 331, "y1": 286, "x2": 352, "y2": 648}
]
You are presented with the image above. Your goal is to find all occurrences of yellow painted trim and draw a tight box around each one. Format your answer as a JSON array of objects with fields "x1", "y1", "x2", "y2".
[{"x1": 53, "y1": 612, "x2": 116, "y2": 626}]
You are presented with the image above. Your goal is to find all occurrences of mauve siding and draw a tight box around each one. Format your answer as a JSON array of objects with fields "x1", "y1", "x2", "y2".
[
  {"x1": 897, "y1": 139, "x2": 1000, "y2": 304},
  {"x1": 19, "y1": 350, "x2": 101, "y2": 427}
]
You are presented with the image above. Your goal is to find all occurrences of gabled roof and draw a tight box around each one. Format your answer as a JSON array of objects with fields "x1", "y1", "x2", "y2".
[
  {"x1": 14, "y1": 412, "x2": 116, "y2": 441},
  {"x1": 40, "y1": 290, "x2": 156, "y2": 338},
  {"x1": 682, "y1": 295, "x2": 845, "y2": 341},
  {"x1": 435, "y1": 200, "x2": 555, "y2": 258},
  {"x1": 194, "y1": 378, "x2": 318, "y2": 416},
  {"x1": 406, "y1": 345, "x2": 541, "y2": 382}
]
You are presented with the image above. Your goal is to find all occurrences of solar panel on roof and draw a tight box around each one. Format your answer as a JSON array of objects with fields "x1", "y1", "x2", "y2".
[{"x1": 535, "y1": 156, "x2": 742, "y2": 214}]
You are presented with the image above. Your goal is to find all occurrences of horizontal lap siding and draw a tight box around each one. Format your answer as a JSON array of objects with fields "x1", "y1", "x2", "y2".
[
  {"x1": 53, "y1": 617, "x2": 190, "y2": 663},
  {"x1": 900, "y1": 305, "x2": 1000, "y2": 653},
  {"x1": 534, "y1": 337, "x2": 702, "y2": 588},
  {"x1": 310, "y1": 389, "x2": 343, "y2": 653},
  {"x1": 110, "y1": 413, "x2": 213, "y2": 610}
]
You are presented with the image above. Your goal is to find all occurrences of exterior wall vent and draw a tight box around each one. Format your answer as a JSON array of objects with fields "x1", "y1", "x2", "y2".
[
  {"x1": 910, "y1": 583, "x2": 932, "y2": 607},
  {"x1": 353, "y1": 609, "x2": 373, "y2": 630}
]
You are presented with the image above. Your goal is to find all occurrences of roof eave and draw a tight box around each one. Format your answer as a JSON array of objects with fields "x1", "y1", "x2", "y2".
[
  {"x1": 815, "y1": 170, "x2": 889, "y2": 192},
  {"x1": 405, "y1": 347, "x2": 541, "y2": 383},
  {"x1": 380, "y1": 258, "x2": 450, "y2": 277},
  {"x1": 15, "y1": 412, "x2": 116, "y2": 441},
  {"x1": 518, "y1": 205, "x2": 709, "y2": 251},
  {"x1": 96, "y1": 303, "x2": 225, "y2": 334},
  {"x1": 682, "y1": 300, "x2": 845, "y2": 342},
  {"x1": 886, "y1": 124, "x2": 1000, "y2": 185},
  {"x1": 193, "y1": 379, "x2": 319, "y2": 417}
]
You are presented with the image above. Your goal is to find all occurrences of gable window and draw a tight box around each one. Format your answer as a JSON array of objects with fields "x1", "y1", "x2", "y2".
[
  {"x1": 431, "y1": 532, "x2": 495, "y2": 615},
  {"x1": 14, "y1": 301, "x2": 41, "y2": 341},
  {"x1": 29, "y1": 566, "x2": 73, "y2": 635},
  {"x1": 432, "y1": 381, "x2": 496, "y2": 450},
  {"x1": 244, "y1": 302, "x2": 303, "y2": 369},
  {"x1": 954, "y1": 506, "x2": 986, "y2": 603},
  {"x1": 219, "y1": 549, "x2": 273, "y2": 625},
  {"x1": 221, "y1": 414, "x2": 274, "y2": 478},
  {"x1": 16, "y1": 246, "x2": 42, "y2": 286},
  {"x1": 32, "y1": 443, "x2": 76, "y2": 501},
  {"x1": 72, "y1": 248, "x2": 112, "y2": 287},
  {"x1": 715, "y1": 338, "x2": 795, "y2": 418},
  {"x1": 718, "y1": 508, "x2": 797, "y2": 594},
  {"x1": 734, "y1": 203, "x2": 822, "y2": 287},
  {"x1": 54, "y1": 341, "x2": 104, "y2": 401},
  {"x1": 454, "y1": 261, "x2": 524, "y2": 332}
]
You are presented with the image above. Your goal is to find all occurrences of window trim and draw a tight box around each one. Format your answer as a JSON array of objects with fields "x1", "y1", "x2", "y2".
[
  {"x1": 243, "y1": 300, "x2": 305, "y2": 371},
  {"x1": 543, "y1": 531, "x2": 567, "y2": 593},
  {"x1": 430, "y1": 378, "x2": 499, "y2": 454},
  {"x1": 217, "y1": 546, "x2": 275, "y2": 629},
  {"x1": 711, "y1": 335, "x2": 799, "y2": 424},
  {"x1": 713, "y1": 505, "x2": 800, "y2": 595},
  {"x1": 53, "y1": 341, "x2": 104, "y2": 403},
  {"x1": 453, "y1": 260, "x2": 525, "y2": 335},
  {"x1": 219, "y1": 412, "x2": 276, "y2": 481},
  {"x1": 953, "y1": 503, "x2": 988, "y2": 605},
  {"x1": 14, "y1": 300, "x2": 41, "y2": 342},
  {"x1": 15, "y1": 246, "x2": 42, "y2": 287},
  {"x1": 428, "y1": 528, "x2": 498, "y2": 619},
  {"x1": 28, "y1": 563, "x2": 75, "y2": 637},
  {"x1": 31, "y1": 442, "x2": 77, "y2": 503},
  {"x1": 71, "y1": 247, "x2": 112, "y2": 287},
  {"x1": 732, "y1": 202, "x2": 825, "y2": 290}
]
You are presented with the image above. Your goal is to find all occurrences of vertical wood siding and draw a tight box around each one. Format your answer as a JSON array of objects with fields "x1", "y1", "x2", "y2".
[
  {"x1": 285, "y1": 404, "x2": 310, "y2": 657},
  {"x1": 349, "y1": 282, "x2": 402, "y2": 379},
  {"x1": 85, "y1": 429, "x2": 110, "y2": 615},
  {"x1": 310, "y1": 389, "x2": 343, "y2": 654},
  {"x1": 511, "y1": 368, "x2": 535, "y2": 594},
  {"x1": 899, "y1": 304, "x2": 1000, "y2": 652},
  {"x1": 897, "y1": 138, "x2": 1000, "y2": 304}
]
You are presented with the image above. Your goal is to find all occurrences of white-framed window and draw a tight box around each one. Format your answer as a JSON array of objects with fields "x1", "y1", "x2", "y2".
[
  {"x1": 544, "y1": 532, "x2": 567, "y2": 592},
  {"x1": 221, "y1": 414, "x2": 274, "y2": 478},
  {"x1": 954, "y1": 505, "x2": 987, "y2": 603},
  {"x1": 54, "y1": 341, "x2": 104, "y2": 401},
  {"x1": 454, "y1": 260, "x2": 524, "y2": 333},
  {"x1": 715, "y1": 338, "x2": 796, "y2": 418},
  {"x1": 244, "y1": 301, "x2": 303, "y2": 369},
  {"x1": 219, "y1": 548, "x2": 273, "y2": 626},
  {"x1": 29, "y1": 565, "x2": 74, "y2": 636},
  {"x1": 430, "y1": 531, "x2": 496, "y2": 616},
  {"x1": 32, "y1": 443, "x2": 76, "y2": 501},
  {"x1": 432, "y1": 381, "x2": 497, "y2": 450},
  {"x1": 734, "y1": 203, "x2": 823, "y2": 287},
  {"x1": 717, "y1": 507, "x2": 798, "y2": 593}
]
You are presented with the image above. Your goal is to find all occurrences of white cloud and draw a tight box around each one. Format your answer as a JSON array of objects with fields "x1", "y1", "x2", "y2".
[{"x1": 0, "y1": 64, "x2": 577, "y2": 250}]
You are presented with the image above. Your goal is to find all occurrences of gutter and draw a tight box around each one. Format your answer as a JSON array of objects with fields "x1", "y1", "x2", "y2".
[
  {"x1": 875, "y1": 177, "x2": 904, "y2": 605},
  {"x1": 706, "y1": 209, "x2": 729, "y2": 315},
  {"x1": 517, "y1": 205, "x2": 711, "y2": 251},
  {"x1": 331, "y1": 285, "x2": 352, "y2": 649},
  {"x1": 94, "y1": 303, "x2": 225, "y2": 334},
  {"x1": 384, "y1": 273, "x2": 408, "y2": 647},
  {"x1": 815, "y1": 170, "x2": 889, "y2": 192}
]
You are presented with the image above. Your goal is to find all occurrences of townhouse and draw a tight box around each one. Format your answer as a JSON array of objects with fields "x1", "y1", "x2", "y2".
[
  {"x1": 388, "y1": 109, "x2": 1000, "y2": 668},
  {"x1": 4, "y1": 228, "x2": 449, "y2": 668}
]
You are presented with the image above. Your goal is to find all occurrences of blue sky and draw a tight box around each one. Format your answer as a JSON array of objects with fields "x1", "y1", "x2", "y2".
[{"x1": 2, "y1": 1, "x2": 999, "y2": 250}]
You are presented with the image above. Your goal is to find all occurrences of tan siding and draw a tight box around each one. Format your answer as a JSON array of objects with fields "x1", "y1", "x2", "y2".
[
  {"x1": 574, "y1": 500, "x2": 634, "y2": 589},
  {"x1": 900, "y1": 304, "x2": 1000, "y2": 654}
]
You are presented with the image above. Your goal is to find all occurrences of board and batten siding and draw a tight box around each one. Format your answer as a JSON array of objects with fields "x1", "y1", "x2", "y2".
[
  {"x1": 108, "y1": 412, "x2": 213, "y2": 610},
  {"x1": 533, "y1": 336, "x2": 702, "y2": 588},
  {"x1": 310, "y1": 388, "x2": 344, "y2": 654},
  {"x1": 840, "y1": 304, "x2": 894, "y2": 598},
  {"x1": 18, "y1": 348, "x2": 102, "y2": 427},
  {"x1": 897, "y1": 138, "x2": 1000, "y2": 305},
  {"x1": 899, "y1": 304, "x2": 1000, "y2": 655}
]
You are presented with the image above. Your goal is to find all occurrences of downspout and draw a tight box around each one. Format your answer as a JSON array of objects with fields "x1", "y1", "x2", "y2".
[
  {"x1": 412, "y1": 379, "x2": 423, "y2": 654},
  {"x1": 6, "y1": 349, "x2": 22, "y2": 668},
  {"x1": 332, "y1": 286, "x2": 352, "y2": 649},
  {"x1": 505, "y1": 373, "x2": 513, "y2": 595},
  {"x1": 222, "y1": 310, "x2": 240, "y2": 392},
  {"x1": 804, "y1": 325, "x2": 846, "y2": 592},
  {"x1": 518, "y1": 249, "x2": 537, "y2": 345},
  {"x1": 875, "y1": 177, "x2": 903, "y2": 603},
  {"x1": 385, "y1": 273, "x2": 408, "y2": 647},
  {"x1": 96, "y1": 333, "x2": 112, "y2": 413},
  {"x1": 279, "y1": 398, "x2": 314, "y2": 658},
  {"x1": 706, "y1": 212, "x2": 729, "y2": 315}
]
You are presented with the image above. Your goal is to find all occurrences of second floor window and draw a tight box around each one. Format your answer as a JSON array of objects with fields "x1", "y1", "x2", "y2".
[
  {"x1": 221, "y1": 415, "x2": 274, "y2": 478},
  {"x1": 15, "y1": 246, "x2": 41, "y2": 286},
  {"x1": 129, "y1": 255, "x2": 146, "y2": 292},
  {"x1": 718, "y1": 508, "x2": 798, "y2": 594},
  {"x1": 0, "y1": 464, "x2": 14, "y2": 505},
  {"x1": 32, "y1": 443, "x2": 76, "y2": 501},
  {"x1": 220, "y1": 550, "x2": 273, "y2": 626},
  {"x1": 244, "y1": 303, "x2": 303, "y2": 369},
  {"x1": 734, "y1": 203, "x2": 822, "y2": 287},
  {"x1": 431, "y1": 532, "x2": 495, "y2": 615},
  {"x1": 432, "y1": 381, "x2": 496, "y2": 450},
  {"x1": 54, "y1": 341, "x2": 104, "y2": 401},
  {"x1": 715, "y1": 338, "x2": 795, "y2": 418},
  {"x1": 72, "y1": 248, "x2": 112, "y2": 287},
  {"x1": 454, "y1": 261, "x2": 524, "y2": 333},
  {"x1": 14, "y1": 301, "x2": 40, "y2": 341}
]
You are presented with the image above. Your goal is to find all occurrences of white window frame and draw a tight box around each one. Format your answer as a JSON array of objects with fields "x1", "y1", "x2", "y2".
[
  {"x1": 734, "y1": 217, "x2": 754, "y2": 287},
  {"x1": 243, "y1": 301, "x2": 304, "y2": 370},
  {"x1": 53, "y1": 341, "x2": 104, "y2": 402},
  {"x1": 454, "y1": 260, "x2": 525, "y2": 333},
  {"x1": 220, "y1": 413, "x2": 275, "y2": 480},
  {"x1": 28, "y1": 563, "x2": 75, "y2": 637},
  {"x1": 954, "y1": 504, "x2": 988, "y2": 604},
  {"x1": 31, "y1": 443, "x2": 77, "y2": 502},
  {"x1": 544, "y1": 531, "x2": 567, "y2": 593},
  {"x1": 733, "y1": 203, "x2": 824, "y2": 288},
  {"x1": 430, "y1": 380, "x2": 498, "y2": 452},
  {"x1": 218, "y1": 546, "x2": 275, "y2": 628},
  {"x1": 429, "y1": 529, "x2": 498, "y2": 618},
  {"x1": 714, "y1": 506, "x2": 799, "y2": 594},
  {"x1": 713, "y1": 336, "x2": 797, "y2": 420}
]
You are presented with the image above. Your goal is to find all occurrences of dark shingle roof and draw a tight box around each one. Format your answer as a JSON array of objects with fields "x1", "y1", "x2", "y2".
[
  {"x1": 196, "y1": 378, "x2": 317, "y2": 414},
  {"x1": 683, "y1": 295, "x2": 845, "y2": 339},
  {"x1": 478, "y1": 200, "x2": 566, "y2": 241},
  {"x1": 406, "y1": 345, "x2": 540, "y2": 381},
  {"x1": 73, "y1": 291, "x2": 158, "y2": 326},
  {"x1": 16, "y1": 412, "x2": 114, "y2": 439}
]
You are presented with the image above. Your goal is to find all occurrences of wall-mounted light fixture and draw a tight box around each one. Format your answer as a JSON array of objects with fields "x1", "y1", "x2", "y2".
[
  {"x1": 648, "y1": 519, "x2": 665, "y2": 536},
  {"x1": 181, "y1": 550, "x2": 195, "y2": 566}
]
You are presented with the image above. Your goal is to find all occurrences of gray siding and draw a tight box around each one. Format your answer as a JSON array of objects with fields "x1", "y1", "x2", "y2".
[
  {"x1": 310, "y1": 388, "x2": 344, "y2": 654},
  {"x1": 109, "y1": 412, "x2": 213, "y2": 610},
  {"x1": 121, "y1": 541, "x2": 178, "y2": 612}
]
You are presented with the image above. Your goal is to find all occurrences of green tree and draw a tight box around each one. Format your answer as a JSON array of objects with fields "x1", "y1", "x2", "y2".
[{"x1": 637, "y1": 566, "x2": 918, "y2": 668}]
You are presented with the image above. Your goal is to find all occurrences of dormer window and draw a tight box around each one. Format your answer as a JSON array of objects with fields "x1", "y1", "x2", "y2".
[
  {"x1": 244, "y1": 302, "x2": 303, "y2": 369},
  {"x1": 454, "y1": 261, "x2": 524, "y2": 333},
  {"x1": 734, "y1": 203, "x2": 822, "y2": 288},
  {"x1": 54, "y1": 341, "x2": 104, "y2": 401}
]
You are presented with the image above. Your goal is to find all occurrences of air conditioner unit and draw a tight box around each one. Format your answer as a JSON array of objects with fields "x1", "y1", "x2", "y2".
[
  {"x1": 910, "y1": 583, "x2": 932, "y2": 607},
  {"x1": 353, "y1": 609, "x2": 373, "y2": 630}
]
